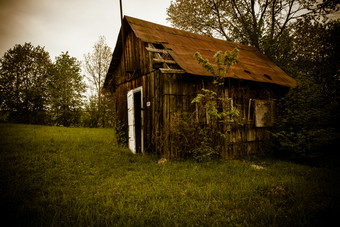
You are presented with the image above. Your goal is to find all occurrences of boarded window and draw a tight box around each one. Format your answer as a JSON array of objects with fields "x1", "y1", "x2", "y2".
[{"x1": 254, "y1": 100, "x2": 274, "y2": 127}]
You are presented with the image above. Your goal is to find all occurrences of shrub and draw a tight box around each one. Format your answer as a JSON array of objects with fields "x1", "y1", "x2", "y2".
[{"x1": 166, "y1": 49, "x2": 240, "y2": 161}]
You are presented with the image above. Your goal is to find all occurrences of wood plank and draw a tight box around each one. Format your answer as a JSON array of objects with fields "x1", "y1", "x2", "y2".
[
  {"x1": 145, "y1": 47, "x2": 168, "y2": 54},
  {"x1": 153, "y1": 58, "x2": 176, "y2": 64},
  {"x1": 160, "y1": 68, "x2": 185, "y2": 74}
]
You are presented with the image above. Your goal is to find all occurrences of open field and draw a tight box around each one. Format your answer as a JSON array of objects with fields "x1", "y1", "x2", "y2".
[{"x1": 0, "y1": 123, "x2": 339, "y2": 226}]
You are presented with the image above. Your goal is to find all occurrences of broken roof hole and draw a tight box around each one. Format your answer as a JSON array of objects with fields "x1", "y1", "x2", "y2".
[
  {"x1": 244, "y1": 70, "x2": 251, "y2": 74},
  {"x1": 264, "y1": 74, "x2": 272, "y2": 80},
  {"x1": 153, "y1": 43, "x2": 164, "y2": 49}
]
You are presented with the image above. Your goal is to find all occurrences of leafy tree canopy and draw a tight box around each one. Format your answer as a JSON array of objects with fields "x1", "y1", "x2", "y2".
[
  {"x1": 0, "y1": 42, "x2": 51, "y2": 123},
  {"x1": 48, "y1": 52, "x2": 86, "y2": 126},
  {"x1": 167, "y1": 0, "x2": 338, "y2": 60}
]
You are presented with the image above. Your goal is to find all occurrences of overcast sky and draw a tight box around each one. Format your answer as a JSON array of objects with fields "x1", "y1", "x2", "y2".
[{"x1": 0, "y1": 0, "x2": 172, "y2": 62}]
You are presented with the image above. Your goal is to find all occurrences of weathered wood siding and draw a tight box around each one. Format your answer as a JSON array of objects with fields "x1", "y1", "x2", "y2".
[
  {"x1": 111, "y1": 27, "x2": 153, "y2": 151},
  {"x1": 155, "y1": 74, "x2": 286, "y2": 158}
]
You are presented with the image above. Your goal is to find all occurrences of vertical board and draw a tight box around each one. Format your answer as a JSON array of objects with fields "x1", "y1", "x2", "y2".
[{"x1": 127, "y1": 90, "x2": 136, "y2": 153}]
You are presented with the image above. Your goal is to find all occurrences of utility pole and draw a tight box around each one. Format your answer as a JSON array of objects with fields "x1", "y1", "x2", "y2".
[{"x1": 119, "y1": 0, "x2": 126, "y2": 79}]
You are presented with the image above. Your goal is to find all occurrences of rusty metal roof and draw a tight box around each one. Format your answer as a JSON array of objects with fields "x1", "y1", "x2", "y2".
[{"x1": 108, "y1": 16, "x2": 296, "y2": 87}]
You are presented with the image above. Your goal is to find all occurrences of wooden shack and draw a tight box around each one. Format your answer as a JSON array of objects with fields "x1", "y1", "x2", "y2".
[{"x1": 103, "y1": 16, "x2": 296, "y2": 157}]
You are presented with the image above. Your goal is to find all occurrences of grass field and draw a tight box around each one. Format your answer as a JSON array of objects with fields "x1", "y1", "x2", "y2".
[{"x1": 0, "y1": 123, "x2": 339, "y2": 226}]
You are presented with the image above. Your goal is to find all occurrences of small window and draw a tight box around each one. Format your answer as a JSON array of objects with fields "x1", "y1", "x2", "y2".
[{"x1": 201, "y1": 97, "x2": 235, "y2": 124}]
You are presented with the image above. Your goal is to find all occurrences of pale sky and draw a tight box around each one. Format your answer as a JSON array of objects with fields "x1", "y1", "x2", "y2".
[{"x1": 0, "y1": 0, "x2": 172, "y2": 62}]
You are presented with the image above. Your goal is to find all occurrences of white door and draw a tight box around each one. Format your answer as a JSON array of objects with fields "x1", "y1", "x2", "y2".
[
  {"x1": 127, "y1": 87, "x2": 143, "y2": 154},
  {"x1": 127, "y1": 90, "x2": 136, "y2": 153}
]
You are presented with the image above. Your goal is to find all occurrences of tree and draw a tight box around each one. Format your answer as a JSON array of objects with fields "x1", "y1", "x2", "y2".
[
  {"x1": 272, "y1": 19, "x2": 340, "y2": 156},
  {"x1": 83, "y1": 36, "x2": 113, "y2": 127},
  {"x1": 48, "y1": 52, "x2": 86, "y2": 126},
  {"x1": 167, "y1": 0, "x2": 337, "y2": 61},
  {"x1": 291, "y1": 18, "x2": 339, "y2": 97},
  {"x1": 0, "y1": 43, "x2": 51, "y2": 123}
]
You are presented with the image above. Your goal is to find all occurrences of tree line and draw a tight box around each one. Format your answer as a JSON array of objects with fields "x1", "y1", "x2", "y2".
[{"x1": 0, "y1": 36, "x2": 113, "y2": 127}]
